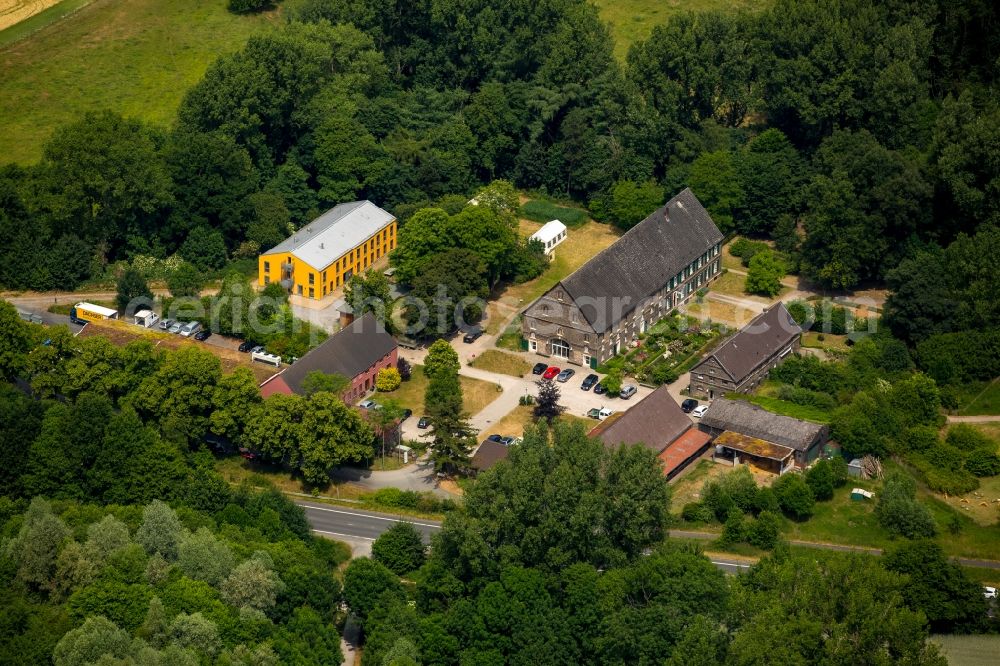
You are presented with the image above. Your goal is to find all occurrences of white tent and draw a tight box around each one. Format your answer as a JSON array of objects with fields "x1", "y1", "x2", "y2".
[{"x1": 529, "y1": 220, "x2": 567, "y2": 255}]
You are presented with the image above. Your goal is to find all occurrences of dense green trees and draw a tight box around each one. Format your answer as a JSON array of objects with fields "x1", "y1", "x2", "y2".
[{"x1": 2, "y1": 494, "x2": 346, "y2": 665}]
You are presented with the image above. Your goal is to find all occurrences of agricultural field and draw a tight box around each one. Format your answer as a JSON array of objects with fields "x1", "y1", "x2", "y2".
[
  {"x1": 932, "y1": 634, "x2": 1000, "y2": 666},
  {"x1": 0, "y1": 0, "x2": 279, "y2": 164},
  {"x1": 593, "y1": 0, "x2": 772, "y2": 60}
]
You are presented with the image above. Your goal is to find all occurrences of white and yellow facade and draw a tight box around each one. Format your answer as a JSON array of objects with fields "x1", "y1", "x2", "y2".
[{"x1": 258, "y1": 200, "x2": 397, "y2": 300}]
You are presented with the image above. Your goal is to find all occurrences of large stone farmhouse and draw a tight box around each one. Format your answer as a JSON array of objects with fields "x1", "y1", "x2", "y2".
[
  {"x1": 687, "y1": 303, "x2": 802, "y2": 400},
  {"x1": 520, "y1": 189, "x2": 723, "y2": 368}
]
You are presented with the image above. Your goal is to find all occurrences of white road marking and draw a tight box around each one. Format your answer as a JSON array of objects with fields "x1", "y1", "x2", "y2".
[
  {"x1": 299, "y1": 504, "x2": 441, "y2": 529},
  {"x1": 710, "y1": 560, "x2": 752, "y2": 569},
  {"x1": 312, "y1": 529, "x2": 375, "y2": 541}
]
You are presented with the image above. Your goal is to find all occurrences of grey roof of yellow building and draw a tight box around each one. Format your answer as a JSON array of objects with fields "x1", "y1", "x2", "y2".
[{"x1": 261, "y1": 200, "x2": 395, "y2": 270}]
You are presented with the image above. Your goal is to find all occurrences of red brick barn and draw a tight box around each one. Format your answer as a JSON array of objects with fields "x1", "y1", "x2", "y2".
[{"x1": 260, "y1": 312, "x2": 398, "y2": 403}]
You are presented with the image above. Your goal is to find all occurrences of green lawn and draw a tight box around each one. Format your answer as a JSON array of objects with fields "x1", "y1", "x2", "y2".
[
  {"x1": 0, "y1": 0, "x2": 280, "y2": 164},
  {"x1": 953, "y1": 378, "x2": 1000, "y2": 416},
  {"x1": 386, "y1": 364, "x2": 501, "y2": 418},
  {"x1": 783, "y1": 481, "x2": 891, "y2": 549},
  {"x1": 730, "y1": 393, "x2": 832, "y2": 424},
  {"x1": 593, "y1": 0, "x2": 772, "y2": 60},
  {"x1": 469, "y1": 350, "x2": 531, "y2": 377}
]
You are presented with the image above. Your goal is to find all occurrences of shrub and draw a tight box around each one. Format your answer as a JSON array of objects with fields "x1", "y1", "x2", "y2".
[
  {"x1": 772, "y1": 473, "x2": 815, "y2": 520},
  {"x1": 376, "y1": 367, "x2": 401, "y2": 392},
  {"x1": 729, "y1": 238, "x2": 770, "y2": 266},
  {"x1": 805, "y1": 459, "x2": 835, "y2": 501},
  {"x1": 776, "y1": 384, "x2": 837, "y2": 411},
  {"x1": 964, "y1": 448, "x2": 1000, "y2": 477},
  {"x1": 372, "y1": 488, "x2": 420, "y2": 509},
  {"x1": 396, "y1": 358, "x2": 412, "y2": 381},
  {"x1": 828, "y1": 456, "x2": 849, "y2": 488},
  {"x1": 719, "y1": 508, "x2": 745, "y2": 546},
  {"x1": 371, "y1": 523, "x2": 426, "y2": 575},
  {"x1": 945, "y1": 424, "x2": 997, "y2": 453},
  {"x1": 876, "y1": 472, "x2": 937, "y2": 539},
  {"x1": 747, "y1": 511, "x2": 782, "y2": 550},
  {"x1": 681, "y1": 502, "x2": 715, "y2": 524}
]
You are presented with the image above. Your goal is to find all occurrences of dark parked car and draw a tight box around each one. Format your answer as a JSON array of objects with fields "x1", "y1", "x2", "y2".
[
  {"x1": 401, "y1": 408, "x2": 413, "y2": 421},
  {"x1": 593, "y1": 382, "x2": 607, "y2": 395},
  {"x1": 238, "y1": 340, "x2": 255, "y2": 352},
  {"x1": 532, "y1": 362, "x2": 548, "y2": 375},
  {"x1": 581, "y1": 374, "x2": 599, "y2": 390},
  {"x1": 487, "y1": 434, "x2": 504, "y2": 443},
  {"x1": 556, "y1": 368, "x2": 575, "y2": 383},
  {"x1": 194, "y1": 329, "x2": 212, "y2": 341},
  {"x1": 417, "y1": 416, "x2": 430, "y2": 429},
  {"x1": 681, "y1": 398, "x2": 699, "y2": 413},
  {"x1": 462, "y1": 326, "x2": 483, "y2": 343}
]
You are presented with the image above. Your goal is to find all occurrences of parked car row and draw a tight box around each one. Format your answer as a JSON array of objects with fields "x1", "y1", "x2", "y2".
[
  {"x1": 159, "y1": 318, "x2": 207, "y2": 339},
  {"x1": 531, "y1": 363, "x2": 638, "y2": 398}
]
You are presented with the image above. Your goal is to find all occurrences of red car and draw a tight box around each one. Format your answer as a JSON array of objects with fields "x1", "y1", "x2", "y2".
[{"x1": 542, "y1": 366, "x2": 561, "y2": 380}]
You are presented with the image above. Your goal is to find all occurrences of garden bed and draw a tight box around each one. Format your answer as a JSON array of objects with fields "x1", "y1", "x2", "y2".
[{"x1": 598, "y1": 313, "x2": 724, "y2": 385}]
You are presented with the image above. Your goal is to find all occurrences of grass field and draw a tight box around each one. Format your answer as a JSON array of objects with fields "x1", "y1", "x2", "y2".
[
  {"x1": 801, "y1": 331, "x2": 851, "y2": 353},
  {"x1": 954, "y1": 378, "x2": 1000, "y2": 416},
  {"x1": 0, "y1": 0, "x2": 280, "y2": 164},
  {"x1": 932, "y1": 634, "x2": 1000, "y2": 666},
  {"x1": 469, "y1": 350, "x2": 531, "y2": 377},
  {"x1": 389, "y1": 364, "x2": 501, "y2": 418},
  {"x1": 593, "y1": 0, "x2": 772, "y2": 60}
]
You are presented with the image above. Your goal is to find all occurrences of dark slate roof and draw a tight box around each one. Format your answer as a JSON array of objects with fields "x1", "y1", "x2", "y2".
[
  {"x1": 700, "y1": 303, "x2": 801, "y2": 383},
  {"x1": 699, "y1": 398, "x2": 826, "y2": 452},
  {"x1": 276, "y1": 313, "x2": 397, "y2": 394},
  {"x1": 471, "y1": 440, "x2": 510, "y2": 472},
  {"x1": 591, "y1": 385, "x2": 692, "y2": 454},
  {"x1": 560, "y1": 188, "x2": 723, "y2": 333}
]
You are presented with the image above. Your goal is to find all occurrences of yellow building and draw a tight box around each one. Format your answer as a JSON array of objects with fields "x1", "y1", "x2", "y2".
[{"x1": 258, "y1": 200, "x2": 397, "y2": 299}]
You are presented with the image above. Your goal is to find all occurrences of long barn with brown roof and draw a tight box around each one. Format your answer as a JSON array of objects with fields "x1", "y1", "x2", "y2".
[{"x1": 688, "y1": 303, "x2": 801, "y2": 400}]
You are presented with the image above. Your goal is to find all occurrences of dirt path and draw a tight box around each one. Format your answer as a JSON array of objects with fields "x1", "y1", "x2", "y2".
[{"x1": 946, "y1": 415, "x2": 1000, "y2": 423}]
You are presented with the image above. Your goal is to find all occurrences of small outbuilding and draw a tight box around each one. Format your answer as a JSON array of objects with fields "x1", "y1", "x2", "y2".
[
  {"x1": 529, "y1": 220, "x2": 567, "y2": 255},
  {"x1": 712, "y1": 430, "x2": 795, "y2": 475}
]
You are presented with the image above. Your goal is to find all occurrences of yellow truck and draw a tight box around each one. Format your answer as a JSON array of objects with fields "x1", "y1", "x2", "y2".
[{"x1": 70, "y1": 302, "x2": 119, "y2": 324}]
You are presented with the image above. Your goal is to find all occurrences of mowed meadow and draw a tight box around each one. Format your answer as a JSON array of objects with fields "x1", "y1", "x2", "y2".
[{"x1": 0, "y1": 0, "x2": 279, "y2": 164}]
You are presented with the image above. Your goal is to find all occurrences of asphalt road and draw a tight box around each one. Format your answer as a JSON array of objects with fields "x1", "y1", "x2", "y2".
[
  {"x1": 297, "y1": 502, "x2": 753, "y2": 574},
  {"x1": 297, "y1": 501, "x2": 442, "y2": 543}
]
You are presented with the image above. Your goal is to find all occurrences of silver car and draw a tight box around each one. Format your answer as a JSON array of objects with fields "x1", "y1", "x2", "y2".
[
  {"x1": 179, "y1": 321, "x2": 202, "y2": 337},
  {"x1": 620, "y1": 384, "x2": 638, "y2": 399},
  {"x1": 168, "y1": 321, "x2": 184, "y2": 334}
]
